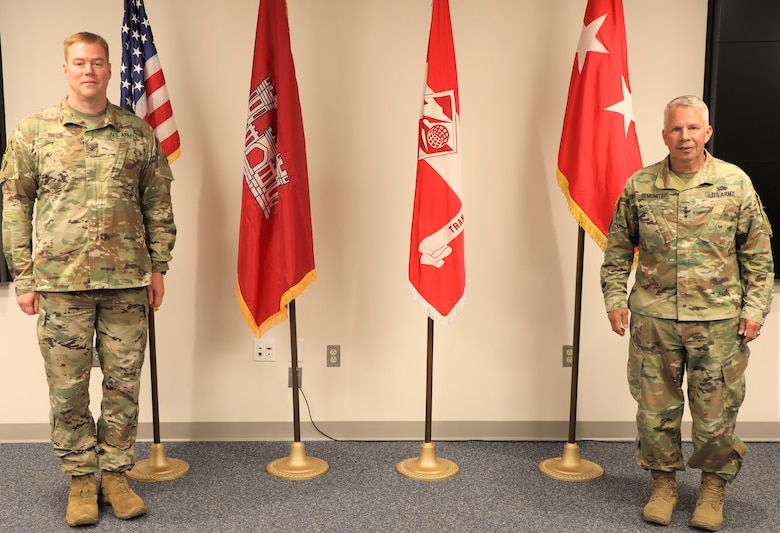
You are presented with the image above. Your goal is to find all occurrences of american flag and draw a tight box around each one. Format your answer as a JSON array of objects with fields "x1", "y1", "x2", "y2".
[{"x1": 120, "y1": 0, "x2": 181, "y2": 164}]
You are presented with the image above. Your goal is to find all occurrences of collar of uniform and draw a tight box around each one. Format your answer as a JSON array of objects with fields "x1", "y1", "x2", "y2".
[
  {"x1": 59, "y1": 96, "x2": 120, "y2": 130},
  {"x1": 656, "y1": 151, "x2": 717, "y2": 191}
]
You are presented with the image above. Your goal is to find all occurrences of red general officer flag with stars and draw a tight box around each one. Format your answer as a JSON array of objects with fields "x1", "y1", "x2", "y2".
[
  {"x1": 120, "y1": 0, "x2": 182, "y2": 164},
  {"x1": 409, "y1": 0, "x2": 464, "y2": 323},
  {"x1": 237, "y1": 0, "x2": 316, "y2": 338},
  {"x1": 556, "y1": 0, "x2": 642, "y2": 250}
]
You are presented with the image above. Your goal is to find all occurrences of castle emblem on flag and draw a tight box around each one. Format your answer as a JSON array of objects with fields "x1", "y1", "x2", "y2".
[{"x1": 244, "y1": 77, "x2": 290, "y2": 219}]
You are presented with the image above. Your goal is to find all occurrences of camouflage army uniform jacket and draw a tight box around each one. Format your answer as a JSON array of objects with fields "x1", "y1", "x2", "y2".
[
  {"x1": 0, "y1": 98, "x2": 176, "y2": 295},
  {"x1": 601, "y1": 151, "x2": 773, "y2": 324}
]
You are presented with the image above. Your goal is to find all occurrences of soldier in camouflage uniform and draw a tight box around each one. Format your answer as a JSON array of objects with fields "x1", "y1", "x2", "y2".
[
  {"x1": 0, "y1": 32, "x2": 175, "y2": 527},
  {"x1": 601, "y1": 95, "x2": 773, "y2": 532}
]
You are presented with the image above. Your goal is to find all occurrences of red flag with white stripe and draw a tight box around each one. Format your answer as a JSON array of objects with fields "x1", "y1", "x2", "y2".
[
  {"x1": 556, "y1": 0, "x2": 642, "y2": 250},
  {"x1": 121, "y1": 0, "x2": 182, "y2": 164},
  {"x1": 237, "y1": 0, "x2": 316, "y2": 338},
  {"x1": 409, "y1": 0, "x2": 464, "y2": 322}
]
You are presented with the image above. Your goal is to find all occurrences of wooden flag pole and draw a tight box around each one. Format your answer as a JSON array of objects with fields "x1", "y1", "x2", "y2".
[
  {"x1": 127, "y1": 307, "x2": 190, "y2": 482},
  {"x1": 396, "y1": 317, "x2": 459, "y2": 481},
  {"x1": 539, "y1": 227, "x2": 604, "y2": 481},
  {"x1": 267, "y1": 299, "x2": 329, "y2": 480}
]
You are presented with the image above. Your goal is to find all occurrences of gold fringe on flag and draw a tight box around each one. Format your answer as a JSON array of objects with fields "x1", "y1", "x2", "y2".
[
  {"x1": 556, "y1": 168, "x2": 611, "y2": 252},
  {"x1": 166, "y1": 146, "x2": 182, "y2": 165},
  {"x1": 557, "y1": 168, "x2": 638, "y2": 269},
  {"x1": 237, "y1": 269, "x2": 317, "y2": 338}
]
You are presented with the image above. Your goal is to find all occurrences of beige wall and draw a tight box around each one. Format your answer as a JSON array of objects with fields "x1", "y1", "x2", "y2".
[{"x1": 1, "y1": 0, "x2": 778, "y2": 442}]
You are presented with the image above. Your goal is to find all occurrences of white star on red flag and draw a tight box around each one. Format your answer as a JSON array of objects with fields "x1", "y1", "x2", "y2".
[
  {"x1": 605, "y1": 75, "x2": 636, "y2": 137},
  {"x1": 576, "y1": 13, "x2": 609, "y2": 73}
]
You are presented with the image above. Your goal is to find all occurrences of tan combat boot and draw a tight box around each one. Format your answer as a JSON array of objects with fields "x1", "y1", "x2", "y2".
[
  {"x1": 65, "y1": 473, "x2": 99, "y2": 526},
  {"x1": 690, "y1": 472, "x2": 727, "y2": 531},
  {"x1": 99, "y1": 471, "x2": 147, "y2": 520},
  {"x1": 642, "y1": 470, "x2": 678, "y2": 525}
]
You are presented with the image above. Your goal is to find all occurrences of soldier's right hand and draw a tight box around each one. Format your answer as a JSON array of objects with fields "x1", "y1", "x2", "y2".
[
  {"x1": 16, "y1": 292, "x2": 39, "y2": 315},
  {"x1": 607, "y1": 308, "x2": 629, "y2": 336}
]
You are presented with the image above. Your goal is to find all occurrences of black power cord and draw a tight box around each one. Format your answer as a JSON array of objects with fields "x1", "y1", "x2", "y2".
[{"x1": 298, "y1": 388, "x2": 340, "y2": 441}]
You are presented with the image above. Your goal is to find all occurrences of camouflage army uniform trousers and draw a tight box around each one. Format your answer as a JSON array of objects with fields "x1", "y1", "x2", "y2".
[
  {"x1": 628, "y1": 314, "x2": 748, "y2": 482},
  {"x1": 37, "y1": 289, "x2": 148, "y2": 476}
]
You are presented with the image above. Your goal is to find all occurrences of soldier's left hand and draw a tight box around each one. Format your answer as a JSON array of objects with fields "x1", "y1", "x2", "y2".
[
  {"x1": 738, "y1": 318, "x2": 762, "y2": 344},
  {"x1": 147, "y1": 272, "x2": 166, "y2": 309}
]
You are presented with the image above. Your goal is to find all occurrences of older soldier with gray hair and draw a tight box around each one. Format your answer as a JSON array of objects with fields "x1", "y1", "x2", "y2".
[
  {"x1": 1, "y1": 32, "x2": 175, "y2": 526},
  {"x1": 600, "y1": 94, "x2": 773, "y2": 531}
]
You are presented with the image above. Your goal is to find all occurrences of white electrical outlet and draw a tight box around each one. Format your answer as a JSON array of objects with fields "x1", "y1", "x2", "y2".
[{"x1": 253, "y1": 338, "x2": 276, "y2": 362}]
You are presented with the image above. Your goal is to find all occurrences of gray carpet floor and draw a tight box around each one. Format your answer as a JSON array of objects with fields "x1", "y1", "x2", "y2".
[{"x1": 0, "y1": 440, "x2": 777, "y2": 532}]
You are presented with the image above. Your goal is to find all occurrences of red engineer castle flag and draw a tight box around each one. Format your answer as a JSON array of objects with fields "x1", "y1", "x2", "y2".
[
  {"x1": 409, "y1": 0, "x2": 465, "y2": 323},
  {"x1": 556, "y1": 0, "x2": 642, "y2": 250},
  {"x1": 237, "y1": 0, "x2": 316, "y2": 338}
]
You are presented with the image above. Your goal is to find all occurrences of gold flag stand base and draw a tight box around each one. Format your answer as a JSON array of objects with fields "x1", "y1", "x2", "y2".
[
  {"x1": 396, "y1": 442, "x2": 459, "y2": 481},
  {"x1": 267, "y1": 441, "x2": 329, "y2": 480},
  {"x1": 127, "y1": 443, "x2": 191, "y2": 482},
  {"x1": 538, "y1": 442, "x2": 604, "y2": 482}
]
